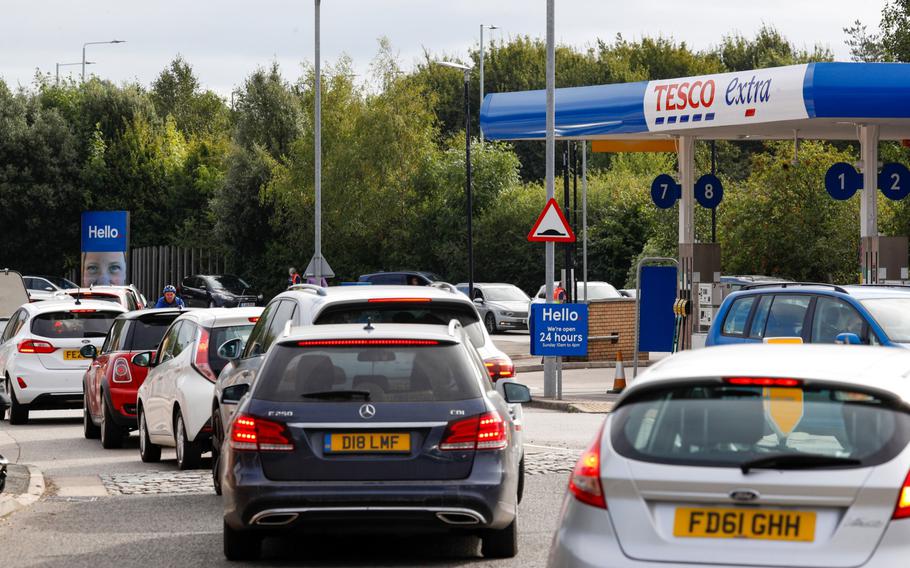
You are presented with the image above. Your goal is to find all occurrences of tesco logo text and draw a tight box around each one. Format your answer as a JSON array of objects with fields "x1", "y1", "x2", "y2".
[
  {"x1": 653, "y1": 80, "x2": 715, "y2": 112},
  {"x1": 88, "y1": 225, "x2": 121, "y2": 239}
]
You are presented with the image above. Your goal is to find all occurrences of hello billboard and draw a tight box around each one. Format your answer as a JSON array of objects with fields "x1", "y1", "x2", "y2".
[{"x1": 80, "y1": 211, "x2": 130, "y2": 287}]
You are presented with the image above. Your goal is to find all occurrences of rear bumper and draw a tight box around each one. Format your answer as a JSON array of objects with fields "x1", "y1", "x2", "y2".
[{"x1": 8, "y1": 359, "x2": 84, "y2": 405}]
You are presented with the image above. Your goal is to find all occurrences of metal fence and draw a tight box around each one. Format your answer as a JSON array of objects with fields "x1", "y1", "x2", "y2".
[{"x1": 130, "y1": 246, "x2": 228, "y2": 301}]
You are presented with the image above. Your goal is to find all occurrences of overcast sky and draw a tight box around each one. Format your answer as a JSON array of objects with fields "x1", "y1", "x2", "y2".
[{"x1": 0, "y1": 1, "x2": 886, "y2": 96}]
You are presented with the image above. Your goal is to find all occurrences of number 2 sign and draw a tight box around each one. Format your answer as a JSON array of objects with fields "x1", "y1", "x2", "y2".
[{"x1": 879, "y1": 163, "x2": 910, "y2": 201}]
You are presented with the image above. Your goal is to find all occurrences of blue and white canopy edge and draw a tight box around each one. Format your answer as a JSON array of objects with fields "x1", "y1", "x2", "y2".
[{"x1": 480, "y1": 62, "x2": 910, "y2": 141}]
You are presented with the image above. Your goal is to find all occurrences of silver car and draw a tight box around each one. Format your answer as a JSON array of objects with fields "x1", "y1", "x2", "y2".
[
  {"x1": 549, "y1": 343, "x2": 910, "y2": 567},
  {"x1": 456, "y1": 283, "x2": 530, "y2": 333}
]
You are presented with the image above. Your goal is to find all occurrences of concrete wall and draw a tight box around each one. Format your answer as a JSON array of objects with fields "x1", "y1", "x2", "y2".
[{"x1": 585, "y1": 298, "x2": 649, "y2": 363}]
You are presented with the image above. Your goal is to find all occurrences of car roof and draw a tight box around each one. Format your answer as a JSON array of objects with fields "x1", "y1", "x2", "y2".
[
  {"x1": 280, "y1": 323, "x2": 465, "y2": 346},
  {"x1": 627, "y1": 344, "x2": 910, "y2": 403},
  {"x1": 277, "y1": 284, "x2": 473, "y2": 307},
  {"x1": 455, "y1": 282, "x2": 522, "y2": 288},
  {"x1": 723, "y1": 283, "x2": 910, "y2": 301},
  {"x1": 61, "y1": 286, "x2": 129, "y2": 296},
  {"x1": 23, "y1": 299, "x2": 128, "y2": 314},
  {"x1": 173, "y1": 307, "x2": 263, "y2": 327}
]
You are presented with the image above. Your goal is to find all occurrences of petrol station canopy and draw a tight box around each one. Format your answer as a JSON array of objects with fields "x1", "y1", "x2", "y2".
[{"x1": 480, "y1": 63, "x2": 910, "y2": 142}]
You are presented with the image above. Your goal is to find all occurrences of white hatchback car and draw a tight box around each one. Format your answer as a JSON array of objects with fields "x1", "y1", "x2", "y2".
[
  {"x1": 136, "y1": 307, "x2": 260, "y2": 469},
  {"x1": 0, "y1": 300, "x2": 126, "y2": 424},
  {"x1": 549, "y1": 344, "x2": 910, "y2": 568}
]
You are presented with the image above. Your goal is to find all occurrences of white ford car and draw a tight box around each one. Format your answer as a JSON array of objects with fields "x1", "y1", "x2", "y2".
[
  {"x1": 0, "y1": 300, "x2": 126, "y2": 424},
  {"x1": 549, "y1": 343, "x2": 910, "y2": 568}
]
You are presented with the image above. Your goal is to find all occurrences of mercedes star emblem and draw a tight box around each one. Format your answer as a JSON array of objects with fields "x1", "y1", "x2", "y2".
[{"x1": 359, "y1": 404, "x2": 376, "y2": 419}]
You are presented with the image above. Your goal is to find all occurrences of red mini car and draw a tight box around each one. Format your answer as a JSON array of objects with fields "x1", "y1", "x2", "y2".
[{"x1": 82, "y1": 308, "x2": 184, "y2": 448}]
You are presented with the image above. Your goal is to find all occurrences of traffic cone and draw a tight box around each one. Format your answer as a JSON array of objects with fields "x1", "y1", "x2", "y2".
[{"x1": 608, "y1": 351, "x2": 626, "y2": 394}]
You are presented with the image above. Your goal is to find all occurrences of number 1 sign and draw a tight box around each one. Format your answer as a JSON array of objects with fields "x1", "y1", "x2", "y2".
[{"x1": 824, "y1": 162, "x2": 862, "y2": 200}]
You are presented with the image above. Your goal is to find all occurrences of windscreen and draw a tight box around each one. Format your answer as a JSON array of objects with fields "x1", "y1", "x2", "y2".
[
  {"x1": 255, "y1": 343, "x2": 482, "y2": 403},
  {"x1": 315, "y1": 302, "x2": 486, "y2": 347},
  {"x1": 32, "y1": 311, "x2": 120, "y2": 339},
  {"x1": 46, "y1": 276, "x2": 78, "y2": 289},
  {"x1": 484, "y1": 286, "x2": 530, "y2": 302},
  {"x1": 209, "y1": 275, "x2": 250, "y2": 294},
  {"x1": 611, "y1": 381, "x2": 910, "y2": 468},
  {"x1": 209, "y1": 324, "x2": 254, "y2": 375},
  {"x1": 128, "y1": 315, "x2": 180, "y2": 351},
  {"x1": 860, "y1": 298, "x2": 910, "y2": 342}
]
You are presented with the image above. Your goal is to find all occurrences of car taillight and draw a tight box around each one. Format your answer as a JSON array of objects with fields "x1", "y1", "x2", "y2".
[
  {"x1": 440, "y1": 411, "x2": 507, "y2": 451},
  {"x1": 569, "y1": 424, "x2": 606, "y2": 509},
  {"x1": 229, "y1": 414, "x2": 294, "y2": 452},
  {"x1": 725, "y1": 377, "x2": 802, "y2": 387},
  {"x1": 894, "y1": 470, "x2": 910, "y2": 519},
  {"x1": 192, "y1": 328, "x2": 217, "y2": 382},
  {"x1": 367, "y1": 298, "x2": 432, "y2": 303},
  {"x1": 17, "y1": 339, "x2": 56, "y2": 354},
  {"x1": 112, "y1": 357, "x2": 133, "y2": 383},
  {"x1": 484, "y1": 357, "x2": 515, "y2": 381}
]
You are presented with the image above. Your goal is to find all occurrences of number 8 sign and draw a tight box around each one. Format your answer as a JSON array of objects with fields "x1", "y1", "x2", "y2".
[
  {"x1": 879, "y1": 163, "x2": 910, "y2": 201},
  {"x1": 695, "y1": 174, "x2": 723, "y2": 209}
]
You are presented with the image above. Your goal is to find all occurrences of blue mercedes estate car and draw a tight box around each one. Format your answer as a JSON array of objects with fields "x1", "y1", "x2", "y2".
[
  {"x1": 706, "y1": 283, "x2": 910, "y2": 347},
  {"x1": 219, "y1": 321, "x2": 530, "y2": 561}
]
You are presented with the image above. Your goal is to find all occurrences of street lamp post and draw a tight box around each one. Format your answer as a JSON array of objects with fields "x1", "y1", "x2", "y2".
[
  {"x1": 479, "y1": 24, "x2": 498, "y2": 143},
  {"x1": 82, "y1": 40, "x2": 125, "y2": 82},
  {"x1": 438, "y1": 61, "x2": 474, "y2": 299},
  {"x1": 57, "y1": 61, "x2": 93, "y2": 85}
]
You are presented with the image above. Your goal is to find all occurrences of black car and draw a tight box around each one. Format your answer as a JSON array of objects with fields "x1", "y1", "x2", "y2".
[
  {"x1": 357, "y1": 271, "x2": 442, "y2": 286},
  {"x1": 178, "y1": 274, "x2": 261, "y2": 308},
  {"x1": 219, "y1": 322, "x2": 530, "y2": 561}
]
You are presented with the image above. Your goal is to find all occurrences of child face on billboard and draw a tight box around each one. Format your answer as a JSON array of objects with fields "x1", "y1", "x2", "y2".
[{"x1": 82, "y1": 251, "x2": 126, "y2": 286}]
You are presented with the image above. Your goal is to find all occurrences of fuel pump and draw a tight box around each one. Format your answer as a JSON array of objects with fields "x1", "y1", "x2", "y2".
[{"x1": 679, "y1": 242, "x2": 721, "y2": 349}]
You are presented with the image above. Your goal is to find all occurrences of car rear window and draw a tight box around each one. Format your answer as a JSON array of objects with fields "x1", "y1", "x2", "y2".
[
  {"x1": 861, "y1": 298, "x2": 910, "y2": 343},
  {"x1": 32, "y1": 311, "x2": 121, "y2": 338},
  {"x1": 208, "y1": 325, "x2": 254, "y2": 376},
  {"x1": 315, "y1": 302, "x2": 485, "y2": 347},
  {"x1": 255, "y1": 343, "x2": 482, "y2": 403},
  {"x1": 128, "y1": 314, "x2": 180, "y2": 351},
  {"x1": 611, "y1": 381, "x2": 910, "y2": 469}
]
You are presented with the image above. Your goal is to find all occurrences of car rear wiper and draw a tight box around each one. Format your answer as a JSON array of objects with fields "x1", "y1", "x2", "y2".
[
  {"x1": 300, "y1": 390, "x2": 371, "y2": 401},
  {"x1": 740, "y1": 454, "x2": 861, "y2": 474}
]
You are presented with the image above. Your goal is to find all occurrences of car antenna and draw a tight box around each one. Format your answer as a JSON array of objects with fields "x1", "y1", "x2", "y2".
[
  {"x1": 364, "y1": 317, "x2": 374, "y2": 331},
  {"x1": 74, "y1": 296, "x2": 81, "y2": 305}
]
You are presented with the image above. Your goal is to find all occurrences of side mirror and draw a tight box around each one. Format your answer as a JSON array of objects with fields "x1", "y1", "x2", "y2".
[
  {"x1": 221, "y1": 383, "x2": 250, "y2": 404},
  {"x1": 217, "y1": 337, "x2": 243, "y2": 360},
  {"x1": 502, "y1": 382, "x2": 532, "y2": 404},
  {"x1": 473, "y1": 297, "x2": 484, "y2": 305},
  {"x1": 44, "y1": 286, "x2": 54, "y2": 292},
  {"x1": 80, "y1": 344, "x2": 98, "y2": 359},
  {"x1": 835, "y1": 332, "x2": 863, "y2": 345},
  {"x1": 131, "y1": 351, "x2": 154, "y2": 367}
]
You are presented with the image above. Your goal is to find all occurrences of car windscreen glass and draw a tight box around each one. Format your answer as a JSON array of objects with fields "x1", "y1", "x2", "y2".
[
  {"x1": 255, "y1": 343, "x2": 481, "y2": 403},
  {"x1": 128, "y1": 315, "x2": 180, "y2": 351},
  {"x1": 860, "y1": 298, "x2": 910, "y2": 342},
  {"x1": 209, "y1": 275, "x2": 251, "y2": 294},
  {"x1": 484, "y1": 286, "x2": 530, "y2": 302},
  {"x1": 209, "y1": 325, "x2": 254, "y2": 375},
  {"x1": 31, "y1": 311, "x2": 120, "y2": 339},
  {"x1": 314, "y1": 302, "x2": 485, "y2": 347},
  {"x1": 611, "y1": 381, "x2": 910, "y2": 469},
  {"x1": 45, "y1": 276, "x2": 78, "y2": 289}
]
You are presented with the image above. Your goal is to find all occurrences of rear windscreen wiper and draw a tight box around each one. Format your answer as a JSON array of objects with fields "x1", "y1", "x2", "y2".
[
  {"x1": 301, "y1": 390, "x2": 371, "y2": 401},
  {"x1": 740, "y1": 454, "x2": 861, "y2": 474}
]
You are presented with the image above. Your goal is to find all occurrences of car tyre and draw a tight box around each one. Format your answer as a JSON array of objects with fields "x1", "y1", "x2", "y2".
[
  {"x1": 100, "y1": 395, "x2": 125, "y2": 449},
  {"x1": 175, "y1": 411, "x2": 203, "y2": 470},
  {"x1": 481, "y1": 517, "x2": 518, "y2": 559},
  {"x1": 517, "y1": 456, "x2": 525, "y2": 504},
  {"x1": 9, "y1": 381, "x2": 29, "y2": 425},
  {"x1": 485, "y1": 312, "x2": 498, "y2": 334},
  {"x1": 223, "y1": 520, "x2": 261, "y2": 561},
  {"x1": 211, "y1": 407, "x2": 223, "y2": 495},
  {"x1": 83, "y1": 393, "x2": 100, "y2": 439},
  {"x1": 138, "y1": 407, "x2": 161, "y2": 463}
]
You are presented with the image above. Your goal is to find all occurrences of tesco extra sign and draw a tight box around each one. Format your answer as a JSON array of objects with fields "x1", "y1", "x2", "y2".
[
  {"x1": 81, "y1": 211, "x2": 130, "y2": 252},
  {"x1": 644, "y1": 64, "x2": 809, "y2": 131}
]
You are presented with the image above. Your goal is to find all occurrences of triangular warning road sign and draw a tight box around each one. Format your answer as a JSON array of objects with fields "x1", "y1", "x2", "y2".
[{"x1": 527, "y1": 198, "x2": 576, "y2": 242}]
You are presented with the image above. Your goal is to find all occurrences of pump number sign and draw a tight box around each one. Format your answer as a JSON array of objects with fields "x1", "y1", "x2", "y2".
[{"x1": 530, "y1": 304, "x2": 588, "y2": 357}]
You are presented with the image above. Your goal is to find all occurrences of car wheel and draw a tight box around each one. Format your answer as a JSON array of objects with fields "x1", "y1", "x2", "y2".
[
  {"x1": 100, "y1": 395, "x2": 125, "y2": 449},
  {"x1": 485, "y1": 312, "x2": 498, "y2": 334},
  {"x1": 138, "y1": 407, "x2": 161, "y2": 463},
  {"x1": 223, "y1": 520, "x2": 261, "y2": 561},
  {"x1": 175, "y1": 411, "x2": 202, "y2": 470},
  {"x1": 481, "y1": 516, "x2": 518, "y2": 559},
  {"x1": 517, "y1": 456, "x2": 525, "y2": 504},
  {"x1": 211, "y1": 407, "x2": 223, "y2": 495},
  {"x1": 83, "y1": 392, "x2": 100, "y2": 439},
  {"x1": 9, "y1": 380, "x2": 29, "y2": 425}
]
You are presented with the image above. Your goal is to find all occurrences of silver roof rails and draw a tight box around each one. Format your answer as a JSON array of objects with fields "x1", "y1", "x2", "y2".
[
  {"x1": 430, "y1": 282, "x2": 459, "y2": 294},
  {"x1": 287, "y1": 283, "x2": 328, "y2": 296}
]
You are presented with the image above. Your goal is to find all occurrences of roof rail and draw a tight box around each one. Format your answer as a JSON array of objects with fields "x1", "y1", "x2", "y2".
[
  {"x1": 286, "y1": 283, "x2": 328, "y2": 296},
  {"x1": 430, "y1": 282, "x2": 459, "y2": 294},
  {"x1": 741, "y1": 282, "x2": 848, "y2": 294}
]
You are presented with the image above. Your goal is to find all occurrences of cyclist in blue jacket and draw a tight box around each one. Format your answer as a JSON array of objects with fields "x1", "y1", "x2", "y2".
[{"x1": 154, "y1": 285, "x2": 185, "y2": 308}]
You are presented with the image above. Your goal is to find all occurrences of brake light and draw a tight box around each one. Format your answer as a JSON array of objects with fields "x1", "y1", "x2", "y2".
[
  {"x1": 484, "y1": 357, "x2": 515, "y2": 381},
  {"x1": 17, "y1": 377, "x2": 27, "y2": 389},
  {"x1": 248, "y1": 317, "x2": 259, "y2": 323},
  {"x1": 367, "y1": 298, "x2": 432, "y2": 303},
  {"x1": 440, "y1": 411, "x2": 507, "y2": 451},
  {"x1": 725, "y1": 377, "x2": 802, "y2": 387},
  {"x1": 229, "y1": 414, "x2": 294, "y2": 452},
  {"x1": 70, "y1": 309, "x2": 98, "y2": 313},
  {"x1": 569, "y1": 424, "x2": 606, "y2": 509},
  {"x1": 192, "y1": 328, "x2": 217, "y2": 382},
  {"x1": 112, "y1": 357, "x2": 133, "y2": 383},
  {"x1": 17, "y1": 339, "x2": 56, "y2": 354},
  {"x1": 894, "y1": 470, "x2": 910, "y2": 519},
  {"x1": 296, "y1": 339, "x2": 439, "y2": 346}
]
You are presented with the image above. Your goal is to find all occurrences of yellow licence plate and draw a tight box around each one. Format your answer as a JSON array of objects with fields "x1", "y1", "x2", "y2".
[
  {"x1": 674, "y1": 507, "x2": 816, "y2": 542},
  {"x1": 325, "y1": 433, "x2": 410, "y2": 453},
  {"x1": 63, "y1": 350, "x2": 86, "y2": 360}
]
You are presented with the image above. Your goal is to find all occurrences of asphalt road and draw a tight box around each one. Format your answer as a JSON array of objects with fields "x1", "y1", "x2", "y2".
[{"x1": 0, "y1": 406, "x2": 605, "y2": 567}]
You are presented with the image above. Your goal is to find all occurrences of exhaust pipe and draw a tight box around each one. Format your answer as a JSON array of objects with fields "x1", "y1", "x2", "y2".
[
  {"x1": 435, "y1": 511, "x2": 483, "y2": 525},
  {"x1": 252, "y1": 512, "x2": 299, "y2": 526}
]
